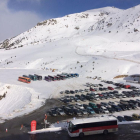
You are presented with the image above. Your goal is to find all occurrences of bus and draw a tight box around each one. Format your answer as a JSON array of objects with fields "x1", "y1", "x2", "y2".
[
  {"x1": 62, "y1": 73, "x2": 71, "y2": 78},
  {"x1": 56, "y1": 76, "x2": 61, "y2": 81},
  {"x1": 34, "y1": 74, "x2": 42, "y2": 80},
  {"x1": 48, "y1": 75, "x2": 57, "y2": 81},
  {"x1": 18, "y1": 77, "x2": 31, "y2": 83},
  {"x1": 67, "y1": 116, "x2": 118, "y2": 137},
  {"x1": 57, "y1": 74, "x2": 66, "y2": 80},
  {"x1": 29, "y1": 74, "x2": 37, "y2": 81},
  {"x1": 45, "y1": 76, "x2": 52, "y2": 82}
]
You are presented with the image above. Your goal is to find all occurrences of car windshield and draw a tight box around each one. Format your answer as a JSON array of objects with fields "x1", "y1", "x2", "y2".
[
  {"x1": 59, "y1": 109, "x2": 63, "y2": 112},
  {"x1": 52, "y1": 110, "x2": 56, "y2": 113}
]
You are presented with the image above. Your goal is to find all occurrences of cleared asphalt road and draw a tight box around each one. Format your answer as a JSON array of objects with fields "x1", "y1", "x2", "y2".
[
  {"x1": 0, "y1": 99, "x2": 140, "y2": 140},
  {"x1": 1, "y1": 123, "x2": 140, "y2": 140}
]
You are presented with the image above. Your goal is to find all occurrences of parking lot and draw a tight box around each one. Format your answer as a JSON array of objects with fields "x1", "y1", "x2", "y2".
[{"x1": 47, "y1": 79, "x2": 140, "y2": 122}]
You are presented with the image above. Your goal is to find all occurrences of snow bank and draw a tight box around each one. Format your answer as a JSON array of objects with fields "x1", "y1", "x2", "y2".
[
  {"x1": 28, "y1": 127, "x2": 62, "y2": 134},
  {"x1": 0, "y1": 83, "x2": 44, "y2": 123}
]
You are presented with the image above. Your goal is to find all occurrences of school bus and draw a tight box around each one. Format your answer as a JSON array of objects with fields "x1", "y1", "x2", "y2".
[{"x1": 18, "y1": 77, "x2": 31, "y2": 83}]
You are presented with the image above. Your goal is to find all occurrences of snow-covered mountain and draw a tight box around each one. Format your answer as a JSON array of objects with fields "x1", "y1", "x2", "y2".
[{"x1": 0, "y1": 5, "x2": 140, "y2": 77}]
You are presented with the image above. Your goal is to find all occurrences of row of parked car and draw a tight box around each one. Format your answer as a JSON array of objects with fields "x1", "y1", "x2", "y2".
[
  {"x1": 60, "y1": 89, "x2": 90, "y2": 94},
  {"x1": 116, "y1": 113, "x2": 140, "y2": 122},
  {"x1": 102, "y1": 80, "x2": 140, "y2": 90},
  {"x1": 48, "y1": 99, "x2": 140, "y2": 117},
  {"x1": 60, "y1": 89, "x2": 140, "y2": 103}
]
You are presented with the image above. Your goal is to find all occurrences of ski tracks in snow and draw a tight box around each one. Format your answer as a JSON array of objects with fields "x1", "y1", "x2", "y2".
[{"x1": 75, "y1": 46, "x2": 140, "y2": 64}]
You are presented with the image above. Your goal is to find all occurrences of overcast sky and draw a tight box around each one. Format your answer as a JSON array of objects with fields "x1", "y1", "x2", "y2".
[{"x1": 0, "y1": 0, "x2": 140, "y2": 42}]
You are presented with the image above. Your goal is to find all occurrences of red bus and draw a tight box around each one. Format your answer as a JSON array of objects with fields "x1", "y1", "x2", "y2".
[
  {"x1": 18, "y1": 77, "x2": 31, "y2": 83},
  {"x1": 68, "y1": 116, "x2": 118, "y2": 137}
]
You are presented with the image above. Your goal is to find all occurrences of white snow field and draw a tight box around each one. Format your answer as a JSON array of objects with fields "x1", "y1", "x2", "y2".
[{"x1": 0, "y1": 5, "x2": 140, "y2": 122}]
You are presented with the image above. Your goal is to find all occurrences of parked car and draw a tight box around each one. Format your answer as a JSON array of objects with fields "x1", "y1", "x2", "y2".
[
  {"x1": 73, "y1": 109, "x2": 82, "y2": 116},
  {"x1": 108, "y1": 87, "x2": 114, "y2": 90},
  {"x1": 67, "y1": 104, "x2": 74, "y2": 109},
  {"x1": 124, "y1": 115, "x2": 134, "y2": 121},
  {"x1": 60, "y1": 91, "x2": 64, "y2": 94},
  {"x1": 70, "y1": 96, "x2": 75, "y2": 102},
  {"x1": 100, "y1": 102, "x2": 108, "y2": 107},
  {"x1": 74, "y1": 97, "x2": 80, "y2": 102},
  {"x1": 106, "y1": 107, "x2": 115, "y2": 113},
  {"x1": 117, "y1": 116, "x2": 126, "y2": 122},
  {"x1": 115, "y1": 94, "x2": 122, "y2": 99},
  {"x1": 118, "y1": 104, "x2": 127, "y2": 111},
  {"x1": 63, "y1": 98, "x2": 71, "y2": 103},
  {"x1": 89, "y1": 102, "x2": 98, "y2": 109},
  {"x1": 65, "y1": 90, "x2": 70, "y2": 94},
  {"x1": 121, "y1": 94, "x2": 127, "y2": 98},
  {"x1": 120, "y1": 99, "x2": 129, "y2": 105},
  {"x1": 64, "y1": 107, "x2": 74, "y2": 115},
  {"x1": 108, "y1": 101, "x2": 115, "y2": 106},
  {"x1": 56, "y1": 108, "x2": 65, "y2": 116},
  {"x1": 129, "y1": 103, "x2": 137, "y2": 109},
  {"x1": 100, "y1": 106, "x2": 109, "y2": 114},
  {"x1": 90, "y1": 87, "x2": 95, "y2": 91},
  {"x1": 48, "y1": 109, "x2": 57, "y2": 116},
  {"x1": 86, "y1": 107, "x2": 95, "y2": 114},
  {"x1": 83, "y1": 104, "x2": 89, "y2": 109},
  {"x1": 123, "y1": 104, "x2": 131, "y2": 110},
  {"x1": 111, "y1": 105, "x2": 122, "y2": 112},
  {"x1": 94, "y1": 88, "x2": 99, "y2": 91},
  {"x1": 93, "y1": 108, "x2": 101, "y2": 114},
  {"x1": 124, "y1": 92, "x2": 131, "y2": 98},
  {"x1": 86, "y1": 95, "x2": 94, "y2": 101},
  {"x1": 75, "y1": 95, "x2": 80, "y2": 99},
  {"x1": 75, "y1": 103, "x2": 84, "y2": 109},
  {"x1": 132, "y1": 113, "x2": 140, "y2": 120},
  {"x1": 79, "y1": 89, "x2": 84, "y2": 93},
  {"x1": 115, "y1": 87, "x2": 121, "y2": 90},
  {"x1": 79, "y1": 109, "x2": 88, "y2": 115},
  {"x1": 80, "y1": 96, "x2": 86, "y2": 102},
  {"x1": 84, "y1": 89, "x2": 89, "y2": 92},
  {"x1": 129, "y1": 99, "x2": 138, "y2": 106},
  {"x1": 70, "y1": 90, "x2": 75, "y2": 94},
  {"x1": 109, "y1": 94, "x2": 116, "y2": 99},
  {"x1": 99, "y1": 84, "x2": 103, "y2": 87},
  {"x1": 75, "y1": 90, "x2": 79, "y2": 93}
]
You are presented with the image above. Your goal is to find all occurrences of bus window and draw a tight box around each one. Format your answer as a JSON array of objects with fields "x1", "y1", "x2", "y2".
[{"x1": 68, "y1": 122, "x2": 73, "y2": 132}]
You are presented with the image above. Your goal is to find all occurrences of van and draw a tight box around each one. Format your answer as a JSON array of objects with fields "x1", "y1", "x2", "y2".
[
  {"x1": 120, "y1": 99, "x2": 129, "y2": 105},
  {"x1": 132, "y1": 113, "x2": 140, "y2": 120}
]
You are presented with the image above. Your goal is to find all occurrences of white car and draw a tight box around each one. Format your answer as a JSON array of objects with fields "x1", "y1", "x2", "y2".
[
  {"x1": 75, "y1": 103, "x2": 84, "y2": 109},
  {"x1": 121, "y1": 94, "x2": 126, "y2": 98},
  {"x1": 94, "y1": 97, "x2": 100, "y2": 101},
  {"x1": 101, "y1": 106, "x2": 109, "y2": 114},
  {"x1": 56, "y1": 108, "x2": 65, "y2": 116}
]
